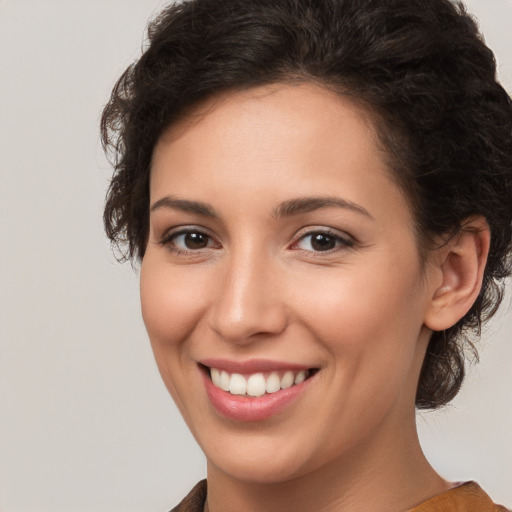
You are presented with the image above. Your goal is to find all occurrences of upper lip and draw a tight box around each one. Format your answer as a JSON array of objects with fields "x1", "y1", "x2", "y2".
[{"x1": 199, "y1": 358, "x2": 314, "y2": 374}]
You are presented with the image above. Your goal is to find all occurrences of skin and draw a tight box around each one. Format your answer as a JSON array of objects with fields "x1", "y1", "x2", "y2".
[{"x1": 140, "y1": 83, "x2": 489, "y2": 511}]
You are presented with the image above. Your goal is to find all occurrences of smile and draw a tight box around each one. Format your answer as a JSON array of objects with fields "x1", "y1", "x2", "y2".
[
  {"x1": 200, "y1": 361, "x2": 318, "y2": 422},
  {"x1": 210, "y1": 368, "x2": 310, "y2": 397}
]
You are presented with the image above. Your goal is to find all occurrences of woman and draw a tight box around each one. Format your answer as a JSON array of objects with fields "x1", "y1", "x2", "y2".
[{"x1": 101, "y1": 0, "x2": 512, "y2": 510}]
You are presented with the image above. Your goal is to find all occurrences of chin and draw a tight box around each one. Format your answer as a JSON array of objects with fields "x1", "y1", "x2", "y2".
[
  {"x1": 208, "y1": 453, "x2": 309, "y2": 485},
  {"x1": 199, "y1": 428, "x2": 329, "y2": 485}
]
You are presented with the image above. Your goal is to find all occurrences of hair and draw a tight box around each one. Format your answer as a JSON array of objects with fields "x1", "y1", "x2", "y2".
[{"x1": 101, "y1": 0, "x2": 512, "y2": 409}]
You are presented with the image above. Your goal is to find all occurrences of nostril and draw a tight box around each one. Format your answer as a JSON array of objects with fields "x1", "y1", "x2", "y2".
[{"x1": 207, "y1": 275, "x2": 288, "y2": 343}]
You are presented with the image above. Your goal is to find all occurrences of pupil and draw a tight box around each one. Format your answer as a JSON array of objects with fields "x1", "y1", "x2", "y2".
[
  {"x1": 185, "y1": 232, "x2": 208, "y2": 249},
  {"x1": 311, "y1": 233, "x2": 335, "y2": 251}
]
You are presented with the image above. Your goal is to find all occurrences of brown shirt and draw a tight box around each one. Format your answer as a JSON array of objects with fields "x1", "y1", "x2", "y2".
[
  {"x1": 409, "y1": 481, "x2": 510, "y2": 512},
  {"x1": 171, "y1": 480, "x2": 510, "y2": 512}
]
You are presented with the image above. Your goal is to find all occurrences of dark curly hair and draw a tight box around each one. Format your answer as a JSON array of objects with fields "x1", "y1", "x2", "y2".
[{"x1": 101, "y1": 0, "x2": 512, "y2": 409}]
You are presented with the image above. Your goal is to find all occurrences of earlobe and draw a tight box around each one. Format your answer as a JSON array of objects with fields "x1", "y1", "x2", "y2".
[{"x1": 424, "y1": 217, "x2": 490, "y2": 332}]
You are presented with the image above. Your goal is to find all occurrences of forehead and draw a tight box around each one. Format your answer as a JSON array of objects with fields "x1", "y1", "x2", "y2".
[
  {"x1": 159, "y1": 82, "x2": 376, "y2": 137},
  {"x1": 150, "y1": 82, "x2": 409, "y2": 224}
]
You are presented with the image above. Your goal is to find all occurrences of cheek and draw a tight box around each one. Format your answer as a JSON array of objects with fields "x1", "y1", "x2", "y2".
[
  {"x1": 139, "y1": 255, "x2": 209, "y2": 366},
  {"x1": 295, "y1": 270, "x2": 425, "y2": 441},
  {"x1": 292, "y1": 255, "x2": 425, "y2": 376},
  {"x1": 139, "y1": 256, "x2": 211, "y2": 414}
]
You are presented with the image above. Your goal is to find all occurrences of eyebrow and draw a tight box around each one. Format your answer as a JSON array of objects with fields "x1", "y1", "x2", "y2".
[
  {"x1": 273, "y1": 196, "x2": 373, "y2": 219},
  {"x1": 150, "y1": 196, "x2": 220, "y2": 218},
  {"x1": 150, "y1": 194, "x2": 372, "y2": 220}
]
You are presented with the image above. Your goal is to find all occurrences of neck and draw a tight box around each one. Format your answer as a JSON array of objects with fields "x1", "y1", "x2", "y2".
[{"x1": 205, "y1": 413, "x2": 450, "y2": 512}]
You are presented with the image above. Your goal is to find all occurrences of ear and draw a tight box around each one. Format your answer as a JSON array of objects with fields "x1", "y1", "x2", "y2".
[{"x1": 424, "y1": 217, "x2": 490, "y2": 332}]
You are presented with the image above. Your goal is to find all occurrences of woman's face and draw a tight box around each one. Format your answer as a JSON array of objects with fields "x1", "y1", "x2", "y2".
[{"x1": 141, "y1": 83, "x2": 438, "y2": 483}]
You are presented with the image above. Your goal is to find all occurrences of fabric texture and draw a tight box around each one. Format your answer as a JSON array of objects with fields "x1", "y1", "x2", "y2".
[
  {"x1": 170, "y1": 479, "x2": 510, "y2": 512},
  {"x1": 409, "y1": 481, "x2": 510, "y2": 512},
  {"x1": 171, "y1": 480, "x2": 207, "y2": 512}
]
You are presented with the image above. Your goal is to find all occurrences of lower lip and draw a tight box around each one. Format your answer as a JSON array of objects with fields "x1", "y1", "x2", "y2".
[{"x1": 201, "y1": 370, "x2": 313, "y2": 422}]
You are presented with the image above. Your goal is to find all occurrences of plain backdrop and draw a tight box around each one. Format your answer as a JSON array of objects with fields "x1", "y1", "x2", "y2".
[{"x1": 0, "y1": 1, "x2": 511, "y2": 511}]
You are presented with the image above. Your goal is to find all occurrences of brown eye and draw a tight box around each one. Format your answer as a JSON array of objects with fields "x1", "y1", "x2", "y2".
[
  {"x1": 310, "y1": 233, "x2": 336, "y2": 251},
  {"x1": 294, "y1": 230, "x2": 353, "y2": 253},
  {"x1": 183, "y1": 232, "x2": 209, "y2": 249},
  {"x1": 164, "y1": 230, "x2": 217, "y2": 251}
]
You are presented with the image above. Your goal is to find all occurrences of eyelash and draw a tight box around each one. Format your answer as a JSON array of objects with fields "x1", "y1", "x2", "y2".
[
  {"x1": 159, "y1": 227, "x2": 219, "y2": 255},
  {"x1": 158, "y1": 227, "x2": 354, "y2": 255},
  {"x1": 292, "y1": 229, "x2": 354, "y2": 254}
]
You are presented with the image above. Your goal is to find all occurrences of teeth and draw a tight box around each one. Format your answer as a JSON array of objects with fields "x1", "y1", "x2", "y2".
[
  {"x1": 280, "y1": 371, "x2": 294, "y2": 389},
  {"x1": 210, "y1": 368, "x2": 310, "y2": 396},
  {"x1": 211, "y1": 368, "x2": 221, "y2": 387},
  {"x1": 229, "y1": 373, "x2": 247, "y2": 395},
  {"x1": 220, "y1": 371, "x2": 230, "y2": 391},
  {"x1": 265, "y1": 372, "x2": 281, "y2": 393},
  {"x1": 294, "y1": 370, "x2": 306, "y2": 385},
  {"x1": 247, "y1": 373, "x2": 266, "y2": 397}
]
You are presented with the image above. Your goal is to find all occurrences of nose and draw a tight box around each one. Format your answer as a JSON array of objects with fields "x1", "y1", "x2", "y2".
[{"x1": 208, "y1": 249, "x2": 288, "y2": 344}]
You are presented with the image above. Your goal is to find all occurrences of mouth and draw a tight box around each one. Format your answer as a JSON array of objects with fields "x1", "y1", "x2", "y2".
[
  {"x1": 198, "y1": 360, "x2": 319, "y2": 421},
  {"x1": 198, "y1": 359, "x2": 320, "y2": 422},
  {"x1": 204, "y1": 366, "x2": 317, "y2": 397}
]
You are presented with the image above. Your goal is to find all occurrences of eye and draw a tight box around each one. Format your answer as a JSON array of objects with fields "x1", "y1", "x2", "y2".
[
  {"x1": 293, "y1": 230, "x2": 353, "y2": 252},
  {"x1": 160, "y1": 228, "x2": 219, "y2": 252}
]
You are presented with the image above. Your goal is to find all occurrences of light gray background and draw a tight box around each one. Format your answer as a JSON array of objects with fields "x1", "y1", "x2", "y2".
[{"x1": 0, "y1": 1, "x2": 511, "y2": 511}]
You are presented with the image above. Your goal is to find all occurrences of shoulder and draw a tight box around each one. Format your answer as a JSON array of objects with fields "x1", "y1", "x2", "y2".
[
  {"x1": 169, "y1": 480, "x2": 510, "y2": 511},
  {"x1": 170, "y1": 480, "x2": 207, "y2": 512},
  {"x1": 410, "y1": 481, "x2": 511, "y2": 512}
]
